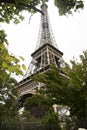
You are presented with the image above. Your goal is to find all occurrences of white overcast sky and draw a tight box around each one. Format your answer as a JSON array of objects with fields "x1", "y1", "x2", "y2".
[{"x1": 1, "y1": 0, "x2": 87, "y2": 69}]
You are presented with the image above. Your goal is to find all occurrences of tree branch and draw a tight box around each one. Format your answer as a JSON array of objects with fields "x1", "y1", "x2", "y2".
[
  {"x1": 20, "y1": 3, "x2": 44, "y2": 15},
  {"x1": 0, "y1": 0, "x2": 44, "y2": 15}
]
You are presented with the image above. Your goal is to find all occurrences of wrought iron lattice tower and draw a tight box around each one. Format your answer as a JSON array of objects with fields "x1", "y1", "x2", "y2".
[{"x1": 18, "y1": 4, "x2": 64, "y2": 106}]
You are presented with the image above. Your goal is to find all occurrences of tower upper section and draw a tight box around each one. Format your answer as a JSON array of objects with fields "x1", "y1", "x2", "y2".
[
  {"x1": 35, "y1": 4, "x2": 58, "y2": 50},
  {"x1": 22, "y1": 3, "x2": 63, "y2": 79}
]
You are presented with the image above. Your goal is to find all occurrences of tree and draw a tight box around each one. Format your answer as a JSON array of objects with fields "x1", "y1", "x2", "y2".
[
  {"x1": 23, "y1": 94, "x2": 54, "y2": 118},
  {"x1": 63, "y1": 50, "x2": 87, "y2": 129},
  {"x1": 0, "y1": 0, "x2": 46, "y2": 123},
  {"x1": 0, "y1": 0, "x2": 85, "y2": 123},
  {"x1": 0, "y1": 0, "x2": 84, "y2": 23},
  {"x1": 54, "y1": 0, "x2": 84, "y2": 15},
  {"x1": 23, "y1": 94, "x2": 61, "y2": 129},
  {"x1": 0, "y1": 0, "x2": 48, "y2": 24},
  {"x1": 32, "y1": 50, "x2": 87, "y2": 129},
  {"x1": 0, "y1": 30, "x2": 26, "y2": 121}
]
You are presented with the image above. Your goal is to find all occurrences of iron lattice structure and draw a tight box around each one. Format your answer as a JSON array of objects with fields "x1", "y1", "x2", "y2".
[
  {"x1": 23, "y1": 4, "x2": 62, "y2": 79},
  {"x1": 18, "y1": 4, "x2": 64, "y2": 106}
]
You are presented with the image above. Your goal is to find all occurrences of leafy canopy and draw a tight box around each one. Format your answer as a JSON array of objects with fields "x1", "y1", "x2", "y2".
[
  {"x1": 0, "y1": 0, "x2": 84, "y2": 24},
  {"x1": 32, "y1": 50, "x2": 87, "y2": 128},
  {"x1": 0, "y1": 0, "x2": 48, "y2": 24},
  {"x1": 54, "y1": 0, "x2": 84, "y2": 15},
  {"x1": 0, "y1": 30, "x2": 26, "y2": 80},
  {"x1": 0, "y1": 0, "x2": 85, "y2": 123},
  {"x1": 0, "y1": 30, "x2": 26, "y2": 121}
]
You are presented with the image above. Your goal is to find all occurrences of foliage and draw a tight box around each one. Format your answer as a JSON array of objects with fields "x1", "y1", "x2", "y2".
[
  {"x1": 0, "y1": 30, "x2": 25, "y2": 80},
  {"x1": 41, "y1": 111, "x2": 59, "y2": 124},
  {"x1": 0, "y1": 0, "x2": 48, "y2": 24},
  {"x1": 0, "y1": 0, "x2": 84, "y2": 23},
  {"x1": 23, "y1": 94, "x2": 54, "y2": 119},
  {"x1": 32, "y1": 51, "x2": 87, "y2": 129},
  {"x1": 34, "y1": 65, "x2": 69, "y2": 106},
  {"x1": 54, "y1": 0, "x2": 84, "y2": 15},
  {"x1": 23, "y1": 94, "x2": 61, "y2": 129},
  {"x1": 0, "y1": 0, "x2": 85, "y2": 124},
  {"x1": 0, "y1": 0, "x2": 49, "y2": 123},
  {"x1": 24, "y1": 94, "x2": 54, "y2": 111},
  {"x1": 63, "y1": 51, "x2": 87, "y2": 128},
  {"x1": 41, "y1": 111, "x2": 61, "y2": 130},
  {"x1": 0, "y1": 30, "x2": 26, "y2": 122},
  {"x1": 21, "y1": 110, "x2": 42, "y2": 122}
]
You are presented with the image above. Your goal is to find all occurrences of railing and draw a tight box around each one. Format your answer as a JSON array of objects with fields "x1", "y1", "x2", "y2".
[
  {"x1": 0, "y1": 122, "x2": 60, "y2": 130},
  {"x1": 0, "y1": 121, "x2": 87, "y2": 130}
]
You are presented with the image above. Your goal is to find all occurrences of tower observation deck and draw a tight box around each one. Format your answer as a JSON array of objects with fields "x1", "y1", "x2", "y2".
[{"x1": 18, "y1": 4, "x2": 64, "y2": 107}]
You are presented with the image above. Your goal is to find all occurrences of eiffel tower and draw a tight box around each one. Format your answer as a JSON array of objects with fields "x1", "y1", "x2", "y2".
[{"x1": 18, "y1": 4, "x2": 64, "y2": 107}]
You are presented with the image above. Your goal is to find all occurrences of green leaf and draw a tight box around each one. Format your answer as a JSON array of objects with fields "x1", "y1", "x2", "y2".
[
  {"x1": 7, "y1": 65, "x2": 14, "y2": 73},
  {"x1": 19, "y1": 56, "x2": 24, "y2": 61},
  {"x1": 5, "y1": 55, "x2": 15, "y2": 62},
  {"x1": 0, "y1": 44, "x2": 5, "y2": 50},
  {"x1": 22, "y1": 64, "x2": 26, "y2": 70},
  {"x1": 15, "y1": 69, "x2": 23, "y2": 75},
  {"x1": 0, "y1": 70, "x2": 8, "y2": 80},
  {"x1": 2, "y1": 61, "x2": 7, "y2": 68}
]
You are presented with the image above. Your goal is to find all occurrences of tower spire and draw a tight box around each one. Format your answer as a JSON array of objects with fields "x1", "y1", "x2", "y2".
[{"x1": 35, "y1": 3, "x2": 58, "y2": 50}]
